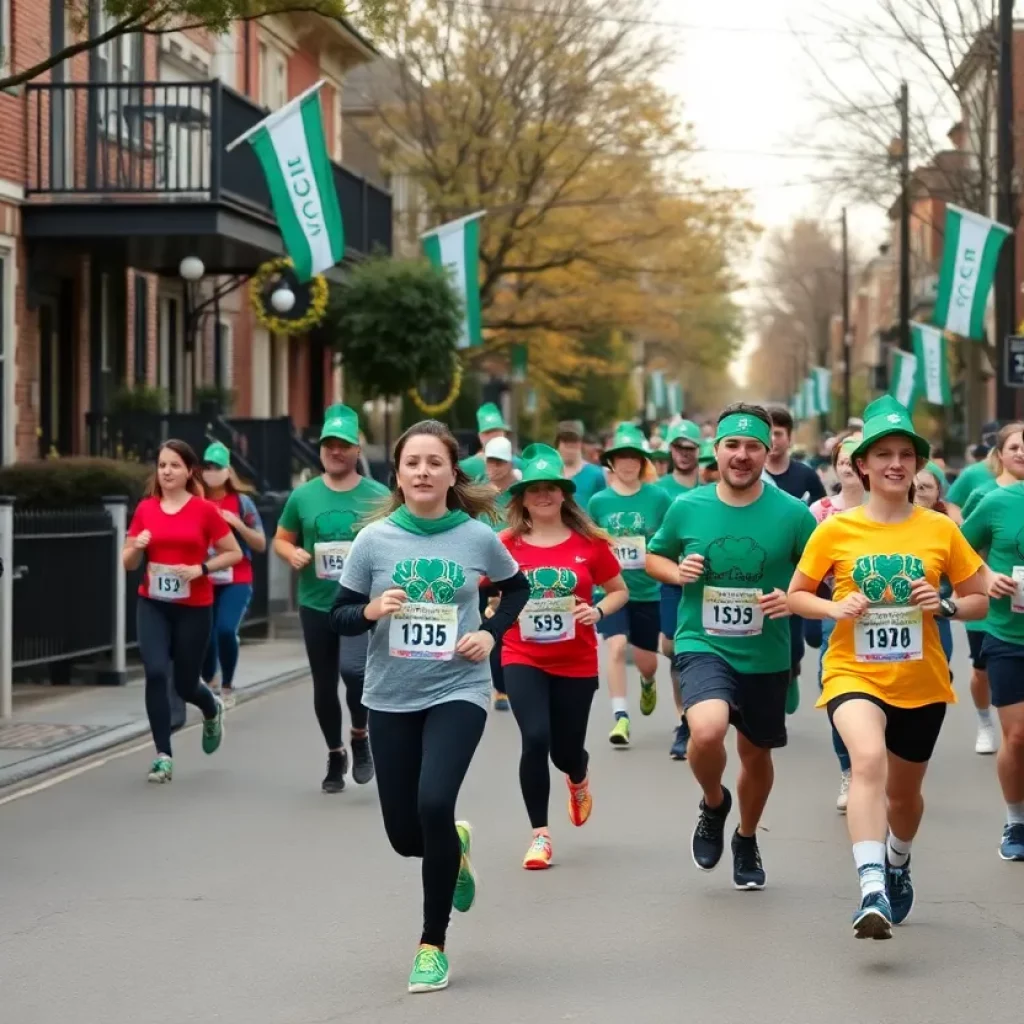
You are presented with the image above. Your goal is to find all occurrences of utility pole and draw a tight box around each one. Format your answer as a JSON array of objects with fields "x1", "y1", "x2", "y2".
[
  {"x1": 995, "y1": 0, "x2": 1018, "y2": 421},
  {"x1": 898, "y1": 81, "x2": 911, "y2": 353},
  {"x1": 842, "y1": 207, "x2": 852, "y2": 424}
]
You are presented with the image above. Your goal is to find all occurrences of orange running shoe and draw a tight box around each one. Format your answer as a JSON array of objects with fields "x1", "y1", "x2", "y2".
[
  {"x1": 567, "y1": 775, "x2": 592, "y2": 827},
  {"x1": 523, "y1": 832, "x2": 553, "y2": 870}
]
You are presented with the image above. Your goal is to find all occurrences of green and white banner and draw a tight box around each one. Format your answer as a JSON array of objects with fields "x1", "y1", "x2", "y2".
[
  {"x1": 792, "y1": 390, "x2": 805, "y2": 421},
  {"x1": 649, "y1": 370, "x2": 667, "y2": 412},
  {"x1": 421, "y1": 211, "x2": 485, "y2": 349},
  {"x1": 813, "y1": 366, "x2": 832, "y2": 414},
  {"x1": 667, "y1": 380, "x2": 683, "y2": 415},
  {"x1": 934, "y1": 204, "x2": 1012, "y2": 341},
  {"x1": 803, "y1": 376, "x2": 819, "y2": 418},
  {"x1": 227, "y1": 81, "x2": 345, "y2": 283},
  {"x1": 911, "y1": 322, "x2": 952, "y2": 405},
  {"x1": 890, "y1": 349, "x2": 918, "y2": 409}
]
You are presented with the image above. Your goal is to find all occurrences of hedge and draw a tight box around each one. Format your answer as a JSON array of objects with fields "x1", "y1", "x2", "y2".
[{"x1": 0, "y1": 457, "x2": 152, "y2": 508}]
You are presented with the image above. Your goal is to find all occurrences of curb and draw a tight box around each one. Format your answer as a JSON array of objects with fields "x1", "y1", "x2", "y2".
[{"x1": 0, "y1": 665, "x2": 309, "y2": 792}]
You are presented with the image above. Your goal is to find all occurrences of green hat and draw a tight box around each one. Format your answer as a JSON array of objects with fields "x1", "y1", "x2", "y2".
[
  {"x1": 601, "y1": 422, "x2": 649, "y2": 466},
  {"x1": 509, "y1": 444, "x2": 576, "y2": 496},
  {"x1": 923, "y1": 460, "x2": 948, "y2": 494},
  {"x1": 648, "y1": 445, "x2": 671, "y2": 462},
  {"x1": 666, "y1": 419, "x2": 701, "y2": 447},
  {"x1": 850, "y1": 396, "x2": 929, "y2": 461},
  {"x1": 476, "y1": 402, "x2": 509, "y2": 433},
  {"x1": 320, "y1": 404, "x2": 360, "y2": 444},
  {"x1": 203, "y1": 442, "x2": 230, "y2": 468},
  {"x1": 698, "y1": 439, "x2": 717, "y2": 466}
]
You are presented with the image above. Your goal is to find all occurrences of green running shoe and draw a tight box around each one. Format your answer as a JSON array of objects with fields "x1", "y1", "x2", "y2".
[
  {"x1": 408, "y1": 945, "x2": 449, "y2": 993},
  {"x1": 608, "y1": 715, "x2": 631, "y2": 747},
  {"x1": 453, "y1": 821, "x2": 477, "y2": 913},
  {"x1": 147, "y1": 756, "x2": 173, "y2": 783},
  {"x1": 202, "y1": 699, "x2": 225, "y2": 754},
  {"x1": 639, "y1": 675, "x2": 657, "y2": 716}
]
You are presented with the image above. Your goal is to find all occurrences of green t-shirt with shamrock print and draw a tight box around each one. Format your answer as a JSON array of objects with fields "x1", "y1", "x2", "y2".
[{"x1": 648, "y1": 483, "x2": 816, "y2": 673}]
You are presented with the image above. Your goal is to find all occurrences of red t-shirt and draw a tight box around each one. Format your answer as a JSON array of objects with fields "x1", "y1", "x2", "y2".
[
  {"x1": 205, "y1": 492, "x2": 255, "y2": 585},
  {"x1": 128, "y1": 495, "x2": 232, "y2": 607},
  {"x1": 499, "y1": 529, "x2": 621, "y2": 678}
]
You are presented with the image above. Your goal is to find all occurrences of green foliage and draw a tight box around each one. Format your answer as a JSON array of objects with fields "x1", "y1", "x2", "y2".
[
  {"x1": 326, "y1": 256, "x2": 463, "y2": 399},
  {"x1": 193, "y1": 384, "x2": 236, "y2": 413},
  {"x1": 0, "y1": 457, "x2": 152, "y2": 508},
  {"x1": 111, "y1": 384, "x2": 167, "y2": 414}
]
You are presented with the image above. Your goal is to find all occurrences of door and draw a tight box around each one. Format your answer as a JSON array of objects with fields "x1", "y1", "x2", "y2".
[{"x1": 37, "y1": 285, "x2": 75, "y2": 456}]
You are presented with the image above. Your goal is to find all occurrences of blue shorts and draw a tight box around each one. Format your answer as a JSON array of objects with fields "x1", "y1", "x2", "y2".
[
  {"x1": 659, "y1": 584, "x2": 683, "y2": 638},
  {"x1": 981, "y1": 635, "x2": 1024, "y2": 707},
  {"x1": 597, "y1": 600, "x2": 660, "y2": 652}
]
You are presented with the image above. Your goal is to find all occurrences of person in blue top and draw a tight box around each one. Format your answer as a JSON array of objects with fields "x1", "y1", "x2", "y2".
[{"x1": 556, "y1": 420, "x2": 607, "y2": 507}]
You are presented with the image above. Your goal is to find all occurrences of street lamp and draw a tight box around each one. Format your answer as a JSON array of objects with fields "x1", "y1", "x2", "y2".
[
  {"x1": 271, "y1": 286, "x2": 296, "y2": 313},
  {"x1": 179, "y1": 256, "x2": 205, "y2": 283}
]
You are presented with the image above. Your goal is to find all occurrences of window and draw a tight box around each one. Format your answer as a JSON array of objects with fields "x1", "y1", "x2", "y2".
[
  {"x1": 0, "y1": 252, "x2": 7, "y2": 465},
  {"x1": 0, "y1": 0, "x2": 11, "y2": 77},
  {"x1": 94, "y1": 9, "x2": 144, "y2": 138},
  {"x1": 133, "y1": 276, "x2": 148, "y2": 383},
  {"x1": 213, "y1": 31, "x2": 236, "y2": 89},
  {"x1": 258, "y1": 39, "x2": 287, "y2": 110}
]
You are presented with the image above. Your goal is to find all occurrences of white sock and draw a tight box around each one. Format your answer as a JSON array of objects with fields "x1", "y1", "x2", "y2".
[
  {"x1": 887, "y1": 832, "x2": 912, "y2": 867},
  {"x1": 611, "y1": 697, "x2": 629, "y2": 717},
  {"x1": 977, "y1": 707, "x2": 993, "y2": 726},
  {"x1": 852, "y1": 840, "x2": 886, "y2": 897},
  {"x1": 1007, "y1": 802, "x2": 1024, "y2": 826}
]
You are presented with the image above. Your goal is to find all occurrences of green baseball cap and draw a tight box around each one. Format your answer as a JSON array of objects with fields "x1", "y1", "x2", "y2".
[
  {"x1": 698, "y1": 439, "x2": 717, "y2": 466},
  {"x1": 509, "y1": 444, "x2": 577, "y2": 496},
  {"x1": 476, "y1": 402, "x2": 509, "y2": 433},
  {"x1": 648, "y1": 445, "x2": 671, "y2": 462},
  {"x1": 601, "y1": 422, "x2": 649, "y2": 466},
  {"x1": 850, "y1": 396, "x2": 929, "y2": 461},
  {"x1": 666, "y1": 419, "x2": 701, "y2": 447},
  {"x1": 203, "y1": 442, "x2": 230, "y2": 468},
  {"x1": 320, "y1": 404, "x2": 360, "y2": 445}
]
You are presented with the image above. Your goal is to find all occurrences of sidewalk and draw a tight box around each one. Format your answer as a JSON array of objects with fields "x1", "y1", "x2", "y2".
[{"x1": 0, "y1": 639, "x2": 310, "y2": 789}]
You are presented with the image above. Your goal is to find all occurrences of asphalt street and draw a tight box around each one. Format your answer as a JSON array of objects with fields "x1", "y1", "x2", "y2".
[{"x1": 2, "y1": 628, "x2": 1023, "y2": 1024}]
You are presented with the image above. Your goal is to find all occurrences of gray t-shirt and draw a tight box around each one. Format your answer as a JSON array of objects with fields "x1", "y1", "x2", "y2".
[{"x1": 341, "y1": 518, "x2": 520, "y2": 713}]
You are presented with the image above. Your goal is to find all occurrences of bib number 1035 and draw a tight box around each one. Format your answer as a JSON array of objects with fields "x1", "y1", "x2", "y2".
[{"x1": 389, "y1": 603, "x2": 458, "y2": 661}]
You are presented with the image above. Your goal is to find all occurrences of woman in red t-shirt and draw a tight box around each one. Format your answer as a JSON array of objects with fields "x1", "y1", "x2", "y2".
[
  {"x1": 499, "y1": 445, "x2": 628, "y2": 870},
  {"x1": 123, "y1": 440, "x2": 242, "y2": 783}
]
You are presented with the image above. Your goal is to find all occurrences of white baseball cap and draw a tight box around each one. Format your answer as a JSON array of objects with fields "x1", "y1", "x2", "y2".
[{"x1": 484, "y1": 437, "x2": 513, "y2": 462}]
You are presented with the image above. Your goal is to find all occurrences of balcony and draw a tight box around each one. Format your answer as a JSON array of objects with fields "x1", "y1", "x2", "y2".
[{"x1": 22, "y1": 80, "x2": 392, "y2": 277}]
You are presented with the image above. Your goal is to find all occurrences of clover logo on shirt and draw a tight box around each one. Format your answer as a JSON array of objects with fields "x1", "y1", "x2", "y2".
[
  {"x1": 314, "y1": 509, "x2": 359, "y2": 543},
  {"x1": 851, "y1": 554, "x2": 924, "y2": 604},
  {"x1": 392, "y1": 558, "x2": 467, "y2": 604},
  {"x1": 704, "y1": 536, "x2": 767, "y2": 583},
  {"x1": 606, "y1": 511, "x2": 645, "y2": 536},
  {"x1": 526, "y1": 567, "x2": 578, "y2": 598}
]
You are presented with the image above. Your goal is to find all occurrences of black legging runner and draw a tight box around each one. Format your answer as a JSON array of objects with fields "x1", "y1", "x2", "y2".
[
  {"x1": 369, "y1": 701, "x2": 487, "y2": 950},
  {"x1": 503, "y1": 665, "x2": 598, "y2": 829},
  {"x1": 137, "y1": 597, "x2": 218, "y2": 756},
  {"x1": 298, "y1": 605, "x2": 368, "y2": 748}
]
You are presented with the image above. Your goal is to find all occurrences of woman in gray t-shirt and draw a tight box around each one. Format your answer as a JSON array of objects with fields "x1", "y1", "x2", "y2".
[{"x1": 331, "y1": 420, "x2": 528, "y2": 995}]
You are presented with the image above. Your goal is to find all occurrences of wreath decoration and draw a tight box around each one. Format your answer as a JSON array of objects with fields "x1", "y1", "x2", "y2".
[
  {"x1": 249, "y1": 258, "x2": 328, "y2": 336},
  {"x1": 408, "y1": 355, "x2": 463, "y2": 416}
]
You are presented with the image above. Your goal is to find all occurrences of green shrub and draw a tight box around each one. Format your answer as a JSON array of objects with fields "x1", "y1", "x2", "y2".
[
  {"x1": 0, "y1": 457, "x2": 153, "y2": 508},
  {"x1": 111, "y1": 384, "x2": 167, "y2": 414}
]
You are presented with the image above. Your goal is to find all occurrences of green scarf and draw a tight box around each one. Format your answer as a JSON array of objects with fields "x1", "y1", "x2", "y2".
[{"x1": 388, "y1": 506, "x2": 471, "y2": 536}]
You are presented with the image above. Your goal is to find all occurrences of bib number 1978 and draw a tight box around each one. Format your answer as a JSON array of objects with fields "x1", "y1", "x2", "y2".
[
  {"x1": 389, "y1": 603, "x2": 458, "y2": 661},
  {"x1": 854, "y1": 607, "x2": 923, "y2": 662}
]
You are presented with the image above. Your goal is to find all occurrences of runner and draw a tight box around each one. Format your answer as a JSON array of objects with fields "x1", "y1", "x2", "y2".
[
  {"x1": 961, "y1": 465, "x2": 1024, "y2": 861},
  {"x1": 788, "y1": 396, "x2": 987, "y2": 939},
  {"x1": 808, "y1": 432, "x2": 864, "y2": 812},
  {"x1": 657, "y1": 420, "x2": 702, "y2": 499},
  {"x1": 649, "y1": 443, "x2": 671, "y2": 477},
  {"x1": 588, "y1": 422, "x2": 672, "y2": 746},
  {"x1": 199, "y1": 442, "x2": 266, "y2": 708},
  {"x1": 945, "y1": 428, "x2": 996, "y2": 517},
  {"x1": 329, "y1": 419, "x2": 529, "y2": 994},
  {"x1": 458, "y1": 403, "x2": 520, "y2": 482},
  {"x1": 555, "y1": 420, "x2": 608, "y2": 508},
  {"x1": 273, "y1": 404, "x2": 389, "y2": 793},
  {"x1": 122, "y1": 440, "x2": 240, "y2": 783},
  {"x1": 647, "y1": 403, "x2": 815, "y2": 889},
  {"x1": 698, "y1": 440, "x2": 720, "y2": 485},
  {"x1": 913, "y1": 461, "x2": 957, "y2": 664},
  {"x1": 498, "y1": 445, "x2": 628, "y2": 868}
]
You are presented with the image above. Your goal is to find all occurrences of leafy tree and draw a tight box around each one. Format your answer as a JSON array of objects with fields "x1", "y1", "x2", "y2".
[{"x1": 0, "y1": 1, "x2": 397, "y2": 91}]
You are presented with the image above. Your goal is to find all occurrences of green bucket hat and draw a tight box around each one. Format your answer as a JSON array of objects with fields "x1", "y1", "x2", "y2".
[
  {"x1": 648, "y1": 444, "x2": 671, "y2": 462},
  {"x1": 509, "y1": 444, "x2": 576, "y2": 496},
  {"x1": 923, "y1": 460, "x2": 948, "y2": 494},
  {"x1": 698, "y1": 439, "x2": 717, "y2": 466},
  {"x1": 320, "y1": 404, "x2": 360, "y2": 444},
  {"x1": 203, "y1": 442, "x2": 230, "y2": 468},
  {"x1": 476, "y1": 402, "x2": 509, "y2": 433},
  {"x1": 601, "y1": 422, "x2": 649, "y2": 466},
  {"x1": 666, "y1": 419, "x2": 701, "y2": 448},
  {"x1": 850, "y1": 396, "x2": 930, "y2": 461}
]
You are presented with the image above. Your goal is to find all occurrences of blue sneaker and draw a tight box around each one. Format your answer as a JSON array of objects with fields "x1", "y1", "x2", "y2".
[
  {"x1": 852, "y1": 890, "x2": 893, "y2": 940},
  {"x1": 886, "y1": 856, "x2": 914, "y2": 925},
  {"x1": 670, "y1": 720, "x2": 689, "y2": 760},
  {"x1": 999, "y1": 822, "x2": 1024, "y2": 861}
]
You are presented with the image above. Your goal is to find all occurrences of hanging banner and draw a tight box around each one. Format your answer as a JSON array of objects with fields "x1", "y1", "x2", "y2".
[
  {"x1": 910, "y1": 322, "x2": 952, "y2": 405},
  {"x1": 803, "y1": 376, "x2": 819, "y2": 418},
  {"x1": 813, "y1": 367, "x2": 832, "y2": 414},
  {"x1": 421, "y1": 211, "x2": 485, "y2": 349},
  {"x1": 890, "y1": 349, "x2": 919, "y2": 410}
]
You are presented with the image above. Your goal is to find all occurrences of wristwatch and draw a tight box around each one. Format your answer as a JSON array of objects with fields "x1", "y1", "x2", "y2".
[
  {"x1": 938, "y1": 597, "x2": 957, "y2": 619},
  {"x1": 596, "y1": 606, "x2": 605, "y2": 621},
  {"x1": 201, "y1": 562, "x2": 210, "y2": 576}
]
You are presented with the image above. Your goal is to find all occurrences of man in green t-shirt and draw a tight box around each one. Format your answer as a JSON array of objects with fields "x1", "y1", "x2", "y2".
[
  {"x1": 459, "y1": 403, "x2": 522, "y2": 482},
  {"x1": 648, "y1": 403, "x2": 816, "y2": 891},
  {"x1": 274, "y1": 404, "x2": 389, "y2": 794},
  {"x1": 947, "y1": 458, "x2": 995, "y2": 513},
  {"x1": 657, "y1": 420, "x2": 702, "y2": 500}
]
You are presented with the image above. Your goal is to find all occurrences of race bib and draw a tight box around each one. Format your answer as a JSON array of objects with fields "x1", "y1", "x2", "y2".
[
  {"x1": 314, "y1": 541, "x2": 352, "y2": 581},
  {"x1": 1012, "y1": 566, "x2": 1024, "y2": 613},
  {"x1": 519, "y1": 596, "x2": 576, "y2": 643},
  {"x1": 702, "y1": 586, "x2": 763, "y2": 636},
  {"x1": 207, "y1": 547, "x2": 233, "y2": 585},
  {"x1": 389, "y1": 603, "x2": 458, "y2": 661},
  {"x1": 854, "y1": 606, "x2": 923, "y2": 662},
  {"x1": 613, "y1": 535, "x2": 646, "y2": 570},
  {"x1": 149, "y1": 563, "x2": 190, "y2": 602}
]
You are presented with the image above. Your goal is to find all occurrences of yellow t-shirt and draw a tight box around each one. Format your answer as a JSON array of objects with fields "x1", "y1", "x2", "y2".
[{"x1": 797, "y1": 506, "x2": 983, "y2": 708}]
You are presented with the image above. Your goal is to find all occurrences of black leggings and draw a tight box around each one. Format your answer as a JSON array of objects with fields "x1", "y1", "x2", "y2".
[
  {"x1": 369, "y1": 701, "x2": 487, "y2": 949},
  {"x1": 299, "y1": 606, "x2": 368, "y2": 749},
  {"x1": 503, "y1": 664, "x2": 598, "y2": 829},
  {"x1": 137, "y1": 598, "x2": 218, "y2": 757}
]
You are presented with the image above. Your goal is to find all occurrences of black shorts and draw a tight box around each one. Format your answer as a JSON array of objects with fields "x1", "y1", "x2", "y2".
[
  {"x1": 826, "y1": 693, "x2": 946, "y2": 763},
  {"x1": 596, "y1": 600, "x2": 660, "y2": 653},
  {"x1": 674, "y1": 652, "x2": 789, "y2": 750},
  {"x1": 967, "y1": 630, "x2": 989, "y2": 670},
  {"x1": 981, "y1": 635, "x2": 1024, "y2": 707}
]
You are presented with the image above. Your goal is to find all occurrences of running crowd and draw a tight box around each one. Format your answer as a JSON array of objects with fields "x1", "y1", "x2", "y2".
[{"x1": 121, "y1": 396, "x2": 1024, "y2": 992}]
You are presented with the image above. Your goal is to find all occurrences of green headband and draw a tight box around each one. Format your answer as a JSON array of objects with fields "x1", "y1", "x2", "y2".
[{"x1": 714, "y1": 413, "x2": 771, "y2": 449}]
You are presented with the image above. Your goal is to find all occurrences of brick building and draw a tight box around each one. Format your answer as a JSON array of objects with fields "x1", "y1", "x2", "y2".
[{"x1": 0, "y1": 3, "x2": 391, "y2": 467}]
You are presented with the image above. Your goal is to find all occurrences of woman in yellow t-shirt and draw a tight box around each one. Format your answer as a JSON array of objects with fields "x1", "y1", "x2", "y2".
[{"x1": 788, "y1": 396, "x2": 987, "y2": 942}]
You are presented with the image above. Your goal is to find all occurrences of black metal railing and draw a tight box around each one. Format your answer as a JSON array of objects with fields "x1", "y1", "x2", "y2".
[
  {"x1": 210, "y1": 416, "x2": 294, "y2": 493},
  {"x1": 24, "y1": 80, "x2": 392, "y2": 256}
]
